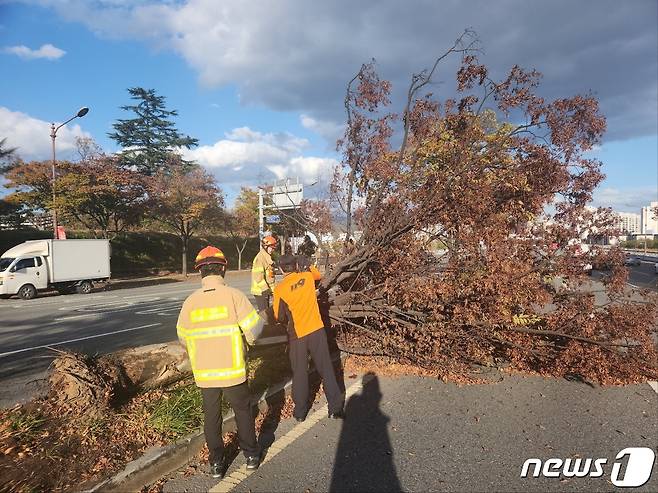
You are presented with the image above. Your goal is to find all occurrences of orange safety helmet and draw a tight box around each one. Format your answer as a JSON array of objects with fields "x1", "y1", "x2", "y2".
[
  {"x1": 194, "y1": 246, "x2": 227, "y2": 270},
  {"x1": 262, "y1": 236, "x2": 278, "y2": 248}
]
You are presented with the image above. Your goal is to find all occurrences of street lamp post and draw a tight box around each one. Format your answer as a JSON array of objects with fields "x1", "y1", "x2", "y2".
[{"x1": 50, "y1": 107, "x2": 89, "y2": 239}]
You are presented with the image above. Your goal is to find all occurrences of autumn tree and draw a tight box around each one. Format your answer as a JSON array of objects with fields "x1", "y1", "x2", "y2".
[
  {"x1": 323, "y1": 31, "x2": 657, "y2": 384},
  {"x1": 3, "y1": 157, "x2": 148, "y2": 238},
  {"x1": 150, "y1": 157, "x2": 224, "y2": 276},
  {"x1": 3, "y1": 160, "x2": 52, "y2": 213},
  {"x1": 74, "y1": 136, "x2": 103, "y2": 162},
  {"x1": 53, "y1": 156, "x2": 149, "y2": 238},
  {"x1": 223, "y1": 187, "x2": 259, "y2": 270},
  {"x1": 334, "y1": 61, "x2": 392, "y2": 243},
  {"x1": 109, "y1": 87, "x2": 198, "y2": 175}
]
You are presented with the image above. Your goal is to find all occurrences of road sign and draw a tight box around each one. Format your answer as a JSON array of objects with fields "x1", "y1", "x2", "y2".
[
  {"x1": 271, "y1": 179, "x2": 303, "y2": 209},
  {"x1": 266, "y1": 215, "x2": 281, "y2": 224}
]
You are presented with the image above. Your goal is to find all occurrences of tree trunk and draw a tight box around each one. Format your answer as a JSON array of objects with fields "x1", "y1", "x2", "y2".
[
  {"x1": 48, "y1": 342, "x2": 191, "y2": 417},
  {"x1": 182, "y1": 236, "x2": 188, "y2": 277},
  {"x1": 239, "y1": 239, "x2": 248, "y2": 270}
]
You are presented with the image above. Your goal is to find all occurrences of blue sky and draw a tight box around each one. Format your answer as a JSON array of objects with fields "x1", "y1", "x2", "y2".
[{"x1": 1, "y1": 0, "x2": 656, "y2": 211}]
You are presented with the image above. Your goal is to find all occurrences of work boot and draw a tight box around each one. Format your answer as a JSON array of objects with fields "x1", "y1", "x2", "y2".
[
  {"x1": 209, "y1": 460, "x2": 225, "y2": 479},
  {"x1": 245, "y1": 454, "x2": 261, "y2": 470},
  {"x1": 293, "y1": 408, "x2": 308, "y2": 422},
  {"x1": 328, "y1": 409, "x2": 346, "y2": 420}
]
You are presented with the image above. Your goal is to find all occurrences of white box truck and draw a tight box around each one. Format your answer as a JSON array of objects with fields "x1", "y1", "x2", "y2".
[{"x1": 0, "y1": 239, "x2": 111, "y2": 300}]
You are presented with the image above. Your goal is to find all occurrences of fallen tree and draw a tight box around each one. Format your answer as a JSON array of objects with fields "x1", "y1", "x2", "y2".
[
  {"x1": 321, "y1": 30, "x2": 658, "y2": 384},
  {"x1": 48, "y1": 342, "x2": 190, "y2": 417}
]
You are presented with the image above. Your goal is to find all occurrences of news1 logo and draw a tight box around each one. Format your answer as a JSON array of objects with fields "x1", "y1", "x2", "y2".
[{"x1": 520, "y1": 447, "x2": 656, "y2": 487}]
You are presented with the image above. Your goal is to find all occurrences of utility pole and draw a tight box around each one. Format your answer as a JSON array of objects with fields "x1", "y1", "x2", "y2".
[
  {"x1": 50, "y1": 107, "x2": 89, "y2": 239},
  {"x1": 258, "y1": 187, "x2": 264, "y2": 240}
]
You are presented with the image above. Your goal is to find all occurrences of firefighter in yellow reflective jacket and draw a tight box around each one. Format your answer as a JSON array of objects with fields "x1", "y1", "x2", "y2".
[
  {"x1": 177, "y1": 246, "x2": 264, "y2": 478},
  {"x1": 251, "y1": 235, "x2": 277, "y2": 310}
]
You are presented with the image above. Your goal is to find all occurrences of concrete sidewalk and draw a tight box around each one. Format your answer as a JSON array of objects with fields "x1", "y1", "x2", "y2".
[{"x1": 157, "y1": 372, "x2": 658, "y2": 492}]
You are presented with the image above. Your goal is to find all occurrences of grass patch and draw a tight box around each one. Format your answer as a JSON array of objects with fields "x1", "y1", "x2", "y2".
[
  {"x1": 147, "y1": 385, "x2": 205, "y2": 440},
  {"x1": 143, "y1": 345, "x2": 291, "y2": 440},
  {"x1": 2, "y1": 408, "x2": 47, "y2": 442}
]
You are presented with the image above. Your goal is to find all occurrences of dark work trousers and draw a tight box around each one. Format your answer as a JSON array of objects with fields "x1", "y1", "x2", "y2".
[
  {"x1": 254, "y1": 293, "x2": 270, "y2": 311},
  {"x1": 201, "y1": 382, "x2": 259, "y2": 464},
  {"x1": 288, "y1": 329, "x2": 344, "y2": 418}
]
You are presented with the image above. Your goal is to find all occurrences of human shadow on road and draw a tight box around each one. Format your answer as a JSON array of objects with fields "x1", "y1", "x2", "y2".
[{"x1": 329, "y1": 373, "x2": 402, "y2": 493}]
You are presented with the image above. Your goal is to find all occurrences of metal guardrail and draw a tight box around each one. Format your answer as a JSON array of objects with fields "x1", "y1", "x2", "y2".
[{"x1": 622, "y1": 248, "x2": 658, "y2": 259}]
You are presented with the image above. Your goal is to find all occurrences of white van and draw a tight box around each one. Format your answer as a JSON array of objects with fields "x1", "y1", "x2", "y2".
[{"x1": 0, "y1": 239, "x2": 111, "y2": 300}]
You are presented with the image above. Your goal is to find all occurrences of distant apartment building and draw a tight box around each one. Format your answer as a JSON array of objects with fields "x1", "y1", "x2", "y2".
[
  {"x1": 641, "y1": 201, "x2": 658, "y2": 234},
  {"x1": 616, "y1": 211, "x2": 641, "y2": 234}
]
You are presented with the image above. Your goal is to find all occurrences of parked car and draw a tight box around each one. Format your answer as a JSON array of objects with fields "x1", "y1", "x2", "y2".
[{"x1": 624, "y1": 256, "x2": 641, "y2": 267}]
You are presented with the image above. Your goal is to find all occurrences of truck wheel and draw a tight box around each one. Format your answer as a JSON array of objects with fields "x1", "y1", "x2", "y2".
[
  {"x1": 18, "y1": 284, "x2": 37, "y2": 300},
  {"x1": 77, "y1": 281, "x2": 93, "y2": 294}
]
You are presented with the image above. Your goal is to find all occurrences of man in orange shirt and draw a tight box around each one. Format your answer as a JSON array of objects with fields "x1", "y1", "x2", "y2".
[{"x1": 273, "y1": 255, "x2": 344, "y2": 422}]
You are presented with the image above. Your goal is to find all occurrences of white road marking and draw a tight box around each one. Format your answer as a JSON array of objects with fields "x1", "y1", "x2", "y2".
[
  {"x1": 135, "y1": 303, "x2": 182, "y2": 314},
  {"x1": 54, "y1": 313, "x2": 101, "y2": 322},
  {"x1": 58, "y1": 300, "x2": 132, "y2": 311},
  {"x1": 125, "y1": 288, "x2": 196, "y2": 299},
  {"x1": 209, "y1": 375, "x2": 370, "y2": 493},
  {"x1": 649, "y1": 381, "x2": 658, "y2": 394},
  {"x1": 7, "y1": 295, "x2": 109, "y2": 309},
  {"x1": 0, "y1": 323, "x2": 162, "y2": 358}
]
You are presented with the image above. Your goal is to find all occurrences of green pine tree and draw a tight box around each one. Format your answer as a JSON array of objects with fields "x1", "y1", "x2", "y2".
[
  {"x1": 0, "y1": 137, "x2": 19, "y2": 174},
  {"x1": 108, "y1": 87, "x2": 199, "y2": 175}
]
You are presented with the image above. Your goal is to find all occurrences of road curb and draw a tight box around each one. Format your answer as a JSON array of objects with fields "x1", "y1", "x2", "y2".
[{"x1": 86, "y1": 352, "x2": 345, "y2": 493}]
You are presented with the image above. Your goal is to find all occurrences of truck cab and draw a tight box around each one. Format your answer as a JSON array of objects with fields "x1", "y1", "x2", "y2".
[{"x1": 0, "y1": 255, "x2": 49, "y2": 299}]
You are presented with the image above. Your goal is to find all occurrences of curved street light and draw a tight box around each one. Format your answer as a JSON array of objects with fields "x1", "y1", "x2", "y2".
[{"x1": 50, "y1": 107, "x2": 89, "y2": 239}]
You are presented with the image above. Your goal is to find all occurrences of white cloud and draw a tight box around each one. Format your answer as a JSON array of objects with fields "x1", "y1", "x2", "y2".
[
  {"x1": 591, "y1": 187, "x2": 658, "y2": 213},
  {"x1": 29, "y1": 0, "x2": 658, "y2": 142},
  {"x1": 300, "y1": 114, "x2": 344, "y2": 143},
  {"x1": 0, "y1": 107, "x2": 91, "y2": 162},
  {"x1": 181, "y1": 126, "x2": 337, "y2": 190},
  {"x1": 3, "y1": 43, "x2": 66, "y2": 60}
]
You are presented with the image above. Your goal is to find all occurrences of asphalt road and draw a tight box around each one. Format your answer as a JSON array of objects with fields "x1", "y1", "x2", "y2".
[
  {"x1": 624, "y1": 259, "x2": 658, "y2": 291},
  {"x1": 162, "y1": 372, "x2": 658, "y2": 492},
  {"x1": 0, "y1": 271, "x2": 252, "y2": 407}
]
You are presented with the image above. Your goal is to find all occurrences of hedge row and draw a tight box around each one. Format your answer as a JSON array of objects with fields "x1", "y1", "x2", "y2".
[{"x1": 0, "y1": 229, "x2": 259, "y2": 276}]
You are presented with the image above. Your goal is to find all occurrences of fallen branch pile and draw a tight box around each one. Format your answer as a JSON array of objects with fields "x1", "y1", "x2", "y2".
[{"x1": 320, "y1": 31, "x2": 658, "y2": 383}]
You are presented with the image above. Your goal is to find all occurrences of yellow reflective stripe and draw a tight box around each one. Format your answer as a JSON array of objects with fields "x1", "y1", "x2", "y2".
[
  {"x1": 188, "y1": 338, "x2": 197, "y2": 367},
  {"x1": 232, "y1": 332, "x2": 243, "y2": 371},
  {"x1": 190, "y1": 306, "x2": 228, "y2": 323},
  {"x1": 194, "y1": 367, "x2": 246, "y2": 381},
  {"x1": 238, "y1": 309, "x2": 260, "y2": 330},
  {"x1": 176, "y1": 324, "x2": 187, "y2": 338},
  {"x1": 185, "y1": 325, "x2": 239, "y2": 338}
]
